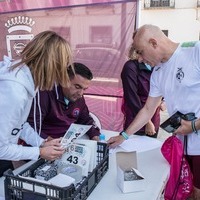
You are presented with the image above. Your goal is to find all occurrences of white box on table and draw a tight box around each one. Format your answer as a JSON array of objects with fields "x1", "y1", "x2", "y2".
[{"x1": 116, "y1": 151, "x2": 146, "y2": 193}]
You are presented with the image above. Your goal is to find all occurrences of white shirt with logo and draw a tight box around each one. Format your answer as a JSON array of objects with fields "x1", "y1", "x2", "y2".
[{"x1": 149, "y1": 41, "x2": 200, "y2": 155}]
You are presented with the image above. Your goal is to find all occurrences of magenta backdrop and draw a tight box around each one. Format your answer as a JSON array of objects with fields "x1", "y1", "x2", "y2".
[{"x1": 0, "y1": 0, "x2": 137, "y2": 131}]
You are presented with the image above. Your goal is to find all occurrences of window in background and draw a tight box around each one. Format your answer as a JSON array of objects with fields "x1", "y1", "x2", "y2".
[
  {"x1": 90, "y1": 26, "x2": 112, "y2": 44},
  {"x1": 150, "y1": 0, "x2": 170, "y2": 7}
]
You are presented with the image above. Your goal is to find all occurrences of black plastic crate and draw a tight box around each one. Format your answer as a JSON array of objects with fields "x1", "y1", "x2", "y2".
[{"x1": 4, "y1": 142, "x2": 109, "y2": 200}]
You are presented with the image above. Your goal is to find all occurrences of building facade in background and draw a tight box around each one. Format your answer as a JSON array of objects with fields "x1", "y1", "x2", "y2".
[{"x1": 139, "y1": 0, "x2": 200, "y2": 42}]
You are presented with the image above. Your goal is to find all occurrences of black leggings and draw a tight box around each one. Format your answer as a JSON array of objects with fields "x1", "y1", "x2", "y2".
[{"x1": 0, "y1": 160, "x2": 14, "y2": 177}]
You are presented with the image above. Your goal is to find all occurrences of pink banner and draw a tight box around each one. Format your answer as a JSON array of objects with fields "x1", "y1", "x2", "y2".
[
  {"x1": 0, "y1": 1, "x2": 137, "y2": 131},
  {"x1": 0, "y1": 0, "x2": 131, "y2": 13}
]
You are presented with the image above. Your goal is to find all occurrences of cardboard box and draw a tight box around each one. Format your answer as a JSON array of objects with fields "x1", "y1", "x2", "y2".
[{"x1": 116, "y1": 151, "x2": 146, "y2": 193}]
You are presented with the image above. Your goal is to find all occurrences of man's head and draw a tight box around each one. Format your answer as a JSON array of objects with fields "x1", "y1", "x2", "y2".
[
  {"x1": 62, "y1": 63, "x2": 93, "y2": 102},
  {"x1": 132, "y1": 24, "x2": 173, "y2": 67}
]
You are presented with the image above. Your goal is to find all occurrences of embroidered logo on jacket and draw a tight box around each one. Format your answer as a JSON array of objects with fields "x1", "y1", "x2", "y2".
[
  {"x1": 176, "y1": 67, "x2": 184, "y2": 83},
  {"x1": 72, "y1": 108, "x2": 80, "y2": 117}
]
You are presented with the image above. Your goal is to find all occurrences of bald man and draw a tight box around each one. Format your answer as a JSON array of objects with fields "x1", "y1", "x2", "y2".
[{"x1": 108, "y1": 24, "x2": 200, "y2": 199}]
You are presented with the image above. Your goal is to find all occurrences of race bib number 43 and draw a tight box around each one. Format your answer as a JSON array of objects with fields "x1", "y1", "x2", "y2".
[{"x1": 60, "y1": 143, "x2": 91, "y2": 177}]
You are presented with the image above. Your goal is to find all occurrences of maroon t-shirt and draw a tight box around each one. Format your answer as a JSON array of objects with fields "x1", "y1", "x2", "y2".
[
  {"x1": 27, "y1": 85, "x2": 100, "y2": 139},
  {"x1": 121, "y1": 60, "x2": 160, "y2": 133}
]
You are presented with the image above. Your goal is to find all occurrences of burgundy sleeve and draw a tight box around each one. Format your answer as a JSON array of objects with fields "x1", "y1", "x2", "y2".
[
  {"x1": 77, "y1": 98, "x2": 100, "y2": 139},
  {"x1": 121, "y1": 60, "x2": 143, "y2": 115},
  {"x1": 27, "y1": 91, "x2": 50, "y2": 139}
]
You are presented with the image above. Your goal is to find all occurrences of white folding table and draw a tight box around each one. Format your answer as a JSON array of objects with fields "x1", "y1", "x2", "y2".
[{"x1": 0, "y1": 129, "x2": 169, "y2": 200}]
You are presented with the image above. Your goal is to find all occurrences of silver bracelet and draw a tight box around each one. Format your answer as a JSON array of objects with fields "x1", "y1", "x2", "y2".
[{"x1": 191, "y1": 120, "x2": 198, "y2": 134}]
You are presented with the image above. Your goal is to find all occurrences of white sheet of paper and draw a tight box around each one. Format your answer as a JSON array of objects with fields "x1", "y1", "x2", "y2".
[
  {"x1": 61, "y1": 123, "x2": 92, "y2": 147},
  {"x1": 110, "y1": 135, "x2": 162, "y2": 154}
]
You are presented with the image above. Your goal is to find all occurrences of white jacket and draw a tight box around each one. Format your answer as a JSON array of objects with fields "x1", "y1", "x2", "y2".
[{"x1": 0, "y1": 56, "x2": 44, "y2": 161}]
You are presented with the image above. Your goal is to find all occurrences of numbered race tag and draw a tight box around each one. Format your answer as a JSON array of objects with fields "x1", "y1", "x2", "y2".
[
  {"x1": 60, "y1": 143, "x2": 91, "y2": 177},
  {"x1": 61, "y1": 123, "x2": 92, "y2": 148},
  {"x1": 75, "y1": 139, "x2": 97, "y2": 172}
]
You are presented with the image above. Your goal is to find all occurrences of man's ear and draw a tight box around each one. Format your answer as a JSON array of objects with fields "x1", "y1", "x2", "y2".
[{"x1": 149, "y1": 38, "x2": 157, "y2": 48}]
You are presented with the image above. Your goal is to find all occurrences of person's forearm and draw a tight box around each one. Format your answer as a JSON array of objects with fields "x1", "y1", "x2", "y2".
[
  {"x1": 146, "y1": 120, "x2": 153, "y2": 125},
  {"x1": 125, "y1": 107, "x2": 152, "y2": 136},
  {"x1": 124, "y1": 96, "x2": 162, "y2": 137}
]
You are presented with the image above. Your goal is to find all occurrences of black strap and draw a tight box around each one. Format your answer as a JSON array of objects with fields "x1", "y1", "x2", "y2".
[{"x1": 184, "y1": 135, "x2": 188, "y2": 155}]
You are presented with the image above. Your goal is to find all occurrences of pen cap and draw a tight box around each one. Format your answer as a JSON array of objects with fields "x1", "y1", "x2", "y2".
[{"x1": 99, "y1": 134, "x2": 106, "y2": 142}]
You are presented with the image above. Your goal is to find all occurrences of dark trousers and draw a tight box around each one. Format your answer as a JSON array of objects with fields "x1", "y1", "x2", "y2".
[{"x1": 0, "y1": 160, "x2": 14, "y2": 177}]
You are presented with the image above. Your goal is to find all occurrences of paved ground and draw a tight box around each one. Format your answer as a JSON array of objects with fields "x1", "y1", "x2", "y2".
[{"x1": 157, "y1": 109, "x2": 172, "y2": 142}]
